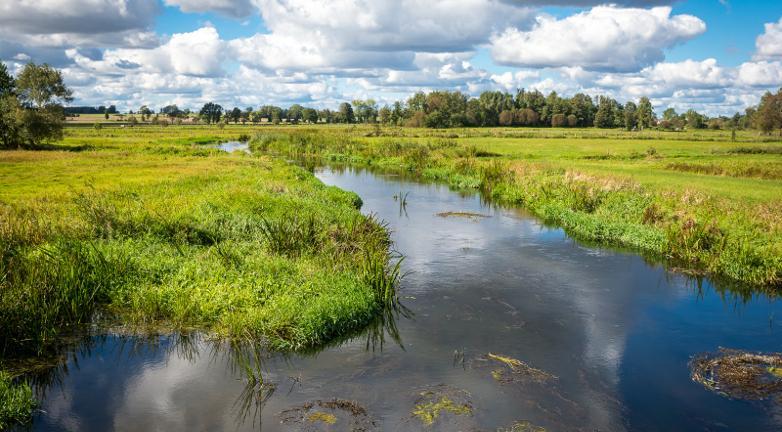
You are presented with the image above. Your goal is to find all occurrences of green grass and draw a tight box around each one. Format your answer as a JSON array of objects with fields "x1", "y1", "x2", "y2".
[
  {"x1": 0, "y1": 137, "x2": 399, "y2": 359},
  {"x1": 0, "y1": 371, "x2": 36, "y2": 429},
  {"x1": 243, "y1": 125, "x2": 782, "y2": 290}
]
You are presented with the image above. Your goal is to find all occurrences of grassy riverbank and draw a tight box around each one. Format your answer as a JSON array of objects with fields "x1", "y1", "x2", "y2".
[
  {"x1": 248, "y1": 125, "x2": 782, "y2": 290},
  {"x1": 0, "y1": 129, "x2": 403, "y2": 408}
]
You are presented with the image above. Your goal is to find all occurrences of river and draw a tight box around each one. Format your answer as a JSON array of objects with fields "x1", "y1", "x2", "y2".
[{"x1": 28, "y1": 166, "x2": 782, "y2": 431}]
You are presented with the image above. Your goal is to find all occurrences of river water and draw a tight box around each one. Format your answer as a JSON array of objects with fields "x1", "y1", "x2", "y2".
[{"x1": 28, "y1": 166, "x2": 781, "y2": 431}]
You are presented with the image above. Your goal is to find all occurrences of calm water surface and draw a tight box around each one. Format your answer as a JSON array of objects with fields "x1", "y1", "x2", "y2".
[{"x1": 29, "y1": 167, "x2": 781, "y2": 431}]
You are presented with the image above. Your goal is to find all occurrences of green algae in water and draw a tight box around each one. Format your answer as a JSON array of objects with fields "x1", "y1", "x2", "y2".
[
  {"x1": 499, "y1": 420, "x2": 547, "y2": 432},
  {"x1": 307, "y1": 411, "x2": 337, "y2": 425},
  {"x1": 412, "y1": 396, "x2": 472, "y2": 426},
  {"x1": 485, "y1": 353, "x2": 555, "y2": 384}
]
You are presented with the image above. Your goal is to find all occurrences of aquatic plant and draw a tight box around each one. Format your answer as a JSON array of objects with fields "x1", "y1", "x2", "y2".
[
  {"x1": 0, "y1": 371, "x2": 36, "y2": 429},
  {"x1": 690, "y1": 348, "x2": 782, "y2": 400},
  {"x1": 411, "y1": 385, "x2": 473, "y2": 426}
]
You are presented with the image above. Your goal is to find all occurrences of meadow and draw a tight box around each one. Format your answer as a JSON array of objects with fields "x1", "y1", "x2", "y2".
[
  {"x1": 1, "y1": 123, "x2": 780, "y2": 426},
  {"x1": 247, "y1": 124, "x2": 782, "y2": 289}
]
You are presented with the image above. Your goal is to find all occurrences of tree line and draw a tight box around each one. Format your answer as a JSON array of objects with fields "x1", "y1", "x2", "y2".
[
  {"x1": 183, "y1": 89, "x2": 781, "y2": 133},
  {"x1": 2, "y1": 62, "x2": 781, "y2": 150}
]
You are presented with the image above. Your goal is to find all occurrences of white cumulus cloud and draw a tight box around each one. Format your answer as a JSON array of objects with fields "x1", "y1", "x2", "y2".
[
  {"x1": 490, "y1": 6, "x2": 706, "y2": 72},
  {"x1": 753, "y1": 17, "x2": 782, "y2": 61}
]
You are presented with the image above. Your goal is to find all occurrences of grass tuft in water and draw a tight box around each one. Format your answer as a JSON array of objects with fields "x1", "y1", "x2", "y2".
[{"x1": 0, "y1": 371, "x2": 36, "y2": 429}]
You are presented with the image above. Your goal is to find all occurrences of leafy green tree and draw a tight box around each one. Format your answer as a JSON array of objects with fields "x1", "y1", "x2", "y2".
[
  {"x1": 337, "y1": 102, "x2": 355, "y2": 123},
  {"x1": 637, "y1": 97, "x2": 655, "y2": 129},
  {"x1": 15, "y1": 63, "x2": 72, "y2": 109},
  {"x1": 0, "y1": 63, "x2": 14, "y2": 97},
  {"x1": 0, "y1": 94, "x2": 23, "y2": 148},
  {"x1": 352, "y1": 99, "x2": 378, "y2": 123},
  {"x1": 685, "y1": 109, "x2": 705, "y2": 129},
  {"x1": 755, "y1": 88, "x2": 782, "y2": 135},
  {"x1": 2, "y1": 63, "x2": 74, "y2": 148},
  {"x1": 594, "y1": 96, "x2": 618, "y2": 128},
  {"x1": 199, "y1": 102, "x2": 223, "y2": 124},
  {"x1": 229, "y1": 107, "x2": 242, "y2": 123},
  {"x1": 139, "y1": 105, "x2": 152, "y2": 121},
  {"x1": 378, "y1": 105, "x2": 392, "y2": 124},
  {"x1": 623, "y1": 101, "x2": 637, "y2": 131},
  {"x1": 302, "y1": 107, "x2": 318, "y2": 123}
]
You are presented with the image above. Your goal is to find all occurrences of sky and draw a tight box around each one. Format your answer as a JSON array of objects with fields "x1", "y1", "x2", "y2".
[{"x1": 1, "y1": 0, "x2": 781, "y2": 115}]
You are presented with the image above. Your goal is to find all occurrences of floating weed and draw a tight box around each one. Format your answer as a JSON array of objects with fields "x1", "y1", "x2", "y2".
[
  {"x1": 498, "y1": 420, "x2": 547, "y2": 432},
  {"x1": 482, "y1": 353, "x2": 556, "y2": 385},
  {"x1": 280, "y1": 399, "x2": 375, "y2": 431},
  {"x1": 307, "y1": 411, "x2": 337, "y2": 425},
  {"x1": 690, "y1": 348, "x2": 782, "y2": 400},
  {"x1": 412, "y1": 396, "x2": 472, "y2": 426},
  {"x1": 411, "y1": 385, "x2": 473, "y2": 427}
]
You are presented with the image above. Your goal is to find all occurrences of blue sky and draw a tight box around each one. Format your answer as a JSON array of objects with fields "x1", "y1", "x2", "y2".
[{"x1": 1, "y1": 0, "x2": 780, "y2": 115}]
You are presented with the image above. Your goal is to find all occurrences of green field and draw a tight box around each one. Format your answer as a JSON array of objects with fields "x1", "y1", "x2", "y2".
[
  {"x1": 1, "y1": 124, "x2": 780, "y2": 425},
  {"x1": 244, "y1": 124, "x2": 782, "y2": 289},
  {"x1": 1, "y1": 126, "x2": 402, "y2": 363}
]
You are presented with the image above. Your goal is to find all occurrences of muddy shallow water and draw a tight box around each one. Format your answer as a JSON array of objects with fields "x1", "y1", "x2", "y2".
[{"x1": 28, "y1": 166, "x2": 782, "y2": 431}]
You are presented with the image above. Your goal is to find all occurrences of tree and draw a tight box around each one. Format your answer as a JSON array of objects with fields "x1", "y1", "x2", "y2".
[
  {"x1": 0, "y1": 63, "x2": 14, "y2": 97},
  {"x1": 637, "y1": 97, "x2": 655, "y2": 129},
  {"x1": 337, "y1": 102, "x2": 355, "y2": 123},
  {"x1": 4, "y1": 63, "x2": 74, "y2": 148},
  {"x1": 16, "y1": 63, "x2": 72, "y2": 109},
  {"x1": 551, "y1": 113, "x2": 567, "y2": 128},
  {"x1": 199, "y1": 102, "x2": 223, "y2": 124},
  {"x1": 755, "y1": 89, "x2": 782, "y2": 135},
  {"x1": 623, "y1": 101, "x2": 637, "y2": 131},
  {"x1": 498, "y1": 110, "x2": 514, "y2": 126},
  {"x1": 139, "y1": 105, "x2": 152, "y2": 121},
  {"x1": 287, "y1": 104, "x2": 303, "y2": 123},
  {"x1": 594, "y1": 96, "x2": 619, "y2": 128},
  {"x1": 0, "y1": 94, "x2": 23, "y2": 148},
  {"x1": 302, "y1": 107, "x2": 318, "y2": 124},
  {"x1": 229, "y1": 107, "x2": 242, "y2": 123},
  {"x1": 352, "y1": 99, "x2": 378, "y2": 123},
  {"x1": 685, "y1": 109, "x2": 705, "y2": 129},
  {"x1": 161, "y1": 104, "x2": 182, "y2": 119}
]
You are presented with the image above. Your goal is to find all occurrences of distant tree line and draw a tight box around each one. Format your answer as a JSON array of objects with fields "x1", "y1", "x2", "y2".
[
  {"x1": 182, "y1": 88, "x2": 781, "y2": 133},
  {"x1": 65, "y1": 105, "x2": 117, "y2": 115}
]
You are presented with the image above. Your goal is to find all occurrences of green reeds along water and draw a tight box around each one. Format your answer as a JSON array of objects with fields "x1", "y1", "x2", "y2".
[
  {"x1": 0, "y1": 146, "x2": 400, "y2": 372},
  {"x1": 247, "y1": 126, "x2": 782, "y2": 290}
]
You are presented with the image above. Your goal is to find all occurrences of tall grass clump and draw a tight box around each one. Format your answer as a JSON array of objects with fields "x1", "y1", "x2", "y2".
[{"x1": 0, "y1": 371, "x2": 36, "y2": 429}]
